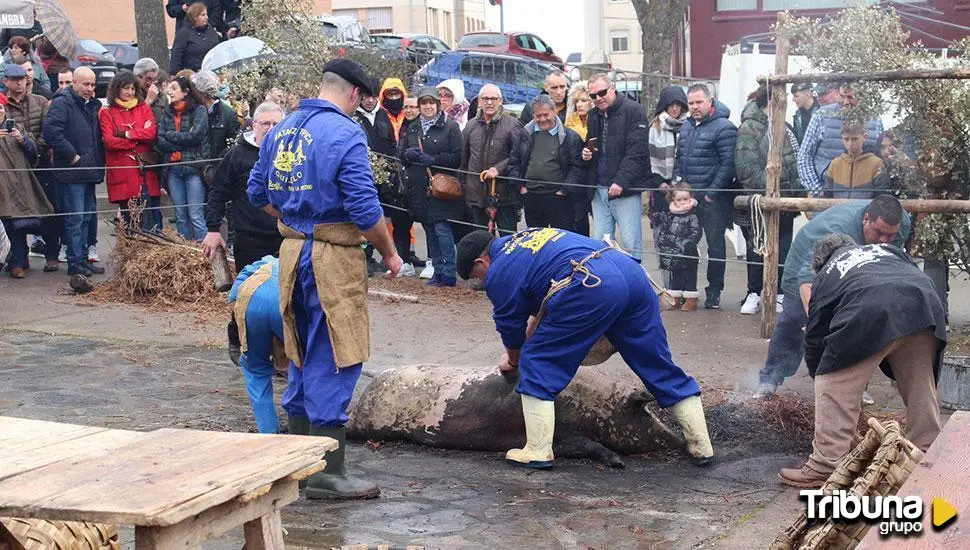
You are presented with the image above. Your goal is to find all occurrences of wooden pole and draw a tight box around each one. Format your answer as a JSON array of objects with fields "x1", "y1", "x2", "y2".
[
  {"x1": 733, "y1": 196, "x2": 970, "y2": 213},
  {"x1": 758, "y1": 66, "x2": 970, "y2": 85},
  {"x1": 760, "y1": 12, "x2": 790, "y2": 339}
]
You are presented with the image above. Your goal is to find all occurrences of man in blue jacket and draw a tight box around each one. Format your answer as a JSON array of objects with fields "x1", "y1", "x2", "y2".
[
  {"x1": 247, "y1": 59, "x2": 401, "y2": 500},
  {"x1": 754, "y1": 196, "x2": 910, "y2": 398},
  {"x1": 672, "y1": 84, "x2": 738, "y2": 310},
  {"x1": 42, "y1": 67, "x2": 104, "y2": 277},
  {"x1": 456, "y1": 228, "x2": 715, "y2": 469}
]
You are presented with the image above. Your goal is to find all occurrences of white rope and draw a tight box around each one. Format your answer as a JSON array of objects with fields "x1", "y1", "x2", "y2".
[{"x1": 749, "y1": 194, "x2": 770, "y2": 257}]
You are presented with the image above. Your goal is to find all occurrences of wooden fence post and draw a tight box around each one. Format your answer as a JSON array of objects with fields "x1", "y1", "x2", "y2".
[{"x1": 761, "y1": 12, "x2": 790, "y2": 338}]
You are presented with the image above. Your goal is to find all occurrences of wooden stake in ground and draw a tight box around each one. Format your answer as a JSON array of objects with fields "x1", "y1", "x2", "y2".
[{"x1": 761, "y1": 12, "x2": 790, "y2": 338}]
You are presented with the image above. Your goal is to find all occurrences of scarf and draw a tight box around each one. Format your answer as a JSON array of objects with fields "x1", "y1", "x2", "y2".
[
  {"x1": 446, "y1": 101, "x2": 469, "y2": 129},
  {"x1": 170, "y1": 100, "x2": 187, "y2": 162},
  {"x1": 649, "y1": 112, "x2": 685, "y2": 180},
  {"x1": 420, "y1": 112, "x2": 441, "y2": 136},
  {"x1": 116, "y1": 98, "x2": 138, "y2": 110},
  {"x1": 384, "y1": 96, "x2": 404, "y2": 116},
  {"x1": 669, "y1": 197, "x2": 697, "y2": 216}
]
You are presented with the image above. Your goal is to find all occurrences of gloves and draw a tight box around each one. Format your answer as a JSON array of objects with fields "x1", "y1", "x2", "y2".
[
  {"x1": 113, "y1": 127, "x2": 127, "y2": 138},
  {"x1": 404, "y1": 148, "x2": 422, "y2": 162},
  {"x1": 417, "y1": 152, "x2": 435, "y2": 166}
]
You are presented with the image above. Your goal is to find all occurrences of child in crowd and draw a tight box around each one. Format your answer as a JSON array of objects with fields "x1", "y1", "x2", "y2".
[
  {"x1": 656, "y1": 182, "x2": 702, "y2": 312},
  {"x1": 823, "y1": 119, "x2": 889, "y2": 198}
]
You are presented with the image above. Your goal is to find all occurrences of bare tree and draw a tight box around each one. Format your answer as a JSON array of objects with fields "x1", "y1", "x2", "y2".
[
  {"x1": 629, "y1": 0, "x2": 690, "y2": 110},
  {"x1": 133, "y1": 0, "x2": 170, "y2": 73}
]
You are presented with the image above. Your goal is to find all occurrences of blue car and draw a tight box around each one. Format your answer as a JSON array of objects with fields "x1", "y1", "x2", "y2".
[{"x1": 412, "y1": 50, "x2": 560, "y2": 107}]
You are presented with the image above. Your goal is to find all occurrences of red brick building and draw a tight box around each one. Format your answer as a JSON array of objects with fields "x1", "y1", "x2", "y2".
[{"x1": 685, "y1": 1, "x2": 970, "y2": 80}]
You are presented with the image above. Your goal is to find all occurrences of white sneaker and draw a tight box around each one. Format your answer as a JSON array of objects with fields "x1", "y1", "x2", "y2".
[
  {"x1": 87, "y1": 245, "x2": 100, "y2": 263},
  {"x1": 391, "y1": 262, "x2": 416, "y2": 278},
  {"x1": 752, "y1": 382, "x2": 777, "y2": 399},
  {"x1": 419, "y1": 260, "x2": 434, "y2": 279},
  {"x1": 776, "y1": 295, "x2": 784, "y2": 314},
  {"x1": 740, "y1": 292, "x2": 761, "y2": 315},
  {"x1": 58, "y1": 245, "x2": 67, "y2": 263}
]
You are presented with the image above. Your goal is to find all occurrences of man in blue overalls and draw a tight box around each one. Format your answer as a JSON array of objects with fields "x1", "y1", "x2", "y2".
[
  {"x1": 248, "y1": 59, "x2": 402, "y2": 500},
  {"x1": 456, "y1": 228, "x2": 714, "y2": 468},
  {"x1": 227, "y1": 256, "x2": 286, "y2": 434}
]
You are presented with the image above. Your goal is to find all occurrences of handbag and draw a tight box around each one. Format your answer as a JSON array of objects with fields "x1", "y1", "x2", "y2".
[{"x1": 420, "y1": 137, "x2": 462, "y2": 202}]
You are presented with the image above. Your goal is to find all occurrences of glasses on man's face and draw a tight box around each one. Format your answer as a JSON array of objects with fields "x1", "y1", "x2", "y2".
[
  {"x1": 589, "y1": 88, "x2": 610, "y2": 100},
  {"x1": 404, "y1": 104, "x2": 419, "y2": 110},
  {"x1": 254, "y1": 120, "x2": 279, "y2": 129},
  {"x1": 479, "y1": 96, "x2": 501, "y2": 103}
]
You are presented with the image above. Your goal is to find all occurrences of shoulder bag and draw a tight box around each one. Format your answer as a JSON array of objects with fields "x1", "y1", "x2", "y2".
[{"x1": 420, "y1": 136, "x2": 462, "y2": 202}]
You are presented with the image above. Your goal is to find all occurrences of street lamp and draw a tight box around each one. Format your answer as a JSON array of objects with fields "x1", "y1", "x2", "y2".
[{"x1": 488, "y1": 0, "x2": 504, "y2": 32}]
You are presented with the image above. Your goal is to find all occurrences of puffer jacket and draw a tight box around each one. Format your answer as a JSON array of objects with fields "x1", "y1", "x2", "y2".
[
  {"x1": 42, "y1": 87, "x2": 105, "y2": 184},
  {"x1": 5, "y1": 92, "x2": 48, "y2": 161},
  {"x1": 673, "y1": 98, "x2": 737, "y2": 203},
  {"x1": 585, "y1": 93, "x2": 650, "y2": 198},
  {"x1": 460, "y1": 108, "x2": 523, "y2": 208},
  {"x1": 399, "y1": 112, "x2": 463, "y2": 224},
  {"x1": 155, "y1": 101, "x2": 210, "y2": 177},
  {"x1": 734, "y1": 101, "x2": 799, "y2": 192},
  {"x1": 655, "y1": 209, "x2": 702, "y2": 271},
  {"x1": 823, "y1": 152, "x2": 889, "y2": 199}
]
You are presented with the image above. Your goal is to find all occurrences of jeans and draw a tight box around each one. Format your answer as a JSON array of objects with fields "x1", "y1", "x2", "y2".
[
  {"x1": 87, "y1": 211, "x2": 97, "y2": 247},
  {"x1": 758, "y1": 289, "x2": 808, "y2": 386},
  {"x1": 591, "y1": 188, "x2": 643, "y2": 261},
  {"x1": 424, "y1": 221, "x2": 456, "y2": 279},
  {"x1": 2, "y1": 219, "x2": 28, "y2": 269},
  {"x1": 471, "y1": 205, "x2": 520, "y2": 236},
  {"x1": 61, "y1": 182, "x2": 96, "y2": 266},
  {"x1": 389, "y1": 210, "x2": 413, "y2": 260},
  {"x1": 570, "y1": 194, "x2": 591, "y2": 236},
  {"x1": 669, "y1": 264, "x2": 698, "y2": 293},
  {"x1": 696, "y1": 199, "x2": 730, "y2": 294},
  {"x1": 168, "y1": 171, "x2": 206, "y2": 241},
  {"x1": 523, "y1": 192, "x2": 572, "y2": 230},
  {"x1": 739, "y1": 213, "x2": 795, "y2": 295},
  {"x1": 40, "y1": 180, "x2": 63, "y2": 261}
]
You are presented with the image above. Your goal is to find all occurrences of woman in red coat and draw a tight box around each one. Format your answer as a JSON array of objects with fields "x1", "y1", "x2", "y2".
[{"x1": 99, "y1": 72, "x2": 161, "y2": 231}]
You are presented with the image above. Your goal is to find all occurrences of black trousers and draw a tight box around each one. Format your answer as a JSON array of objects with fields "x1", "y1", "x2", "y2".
[
  {"x1": 570, "y1": 194, "x2": 591, "y2": 236},
  {"x1": 233, "y1": 231, "x2": 283, "y2": 271},
  {"x1": 670, "y1": 264, "x2": 698, "y2": 293},
  {"x1": 523, "y1": 192, "x2": 572, "y2": 230},
  {"x1": 738, "y1": 213, "x2": 795, "y2": 295},
  {"x1": 389, "y1": 210, "x2": 413, "y2": 260}
]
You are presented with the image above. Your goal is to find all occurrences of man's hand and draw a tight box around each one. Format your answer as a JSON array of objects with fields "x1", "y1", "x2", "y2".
[
  {"x1": 555, "y1": 190, "x2": 565, "y2": 196},
  {"x1": 483, "y1": 167, "x2": 499, "y2": 179},
  {"x1": 146, "y1": 83, "x2": 159, "y2": 105},
  {"x1": 799, "y1": 283, "x2": 812, "y2": 316},
  {"x1": 182, "y1": 3, "x2": 189, "y2": 11},
  {"x1": 498, "y1": 352, "x2": 518, "y2": 374},
  {"x1": 113, "y1": 127, "x2": 127, "y2": 138},
  {"x1": 383, "y1": 252, "x2": 404, "y2": 279},
  {"x1": 520, "y1": 186, "x2": 528, "y2": 195},
  {"x1": 201, "y1": 232, "x2": 226, "y2": 261},
  {"x1": 581, "y1": 147, "x2": 593, "y2": 161},
  {"x1": 9, "y1": 128, "x2": 23, "y2": 144},
  {"x1": 608, "y1": 183, "x2": 623, "y2": 198},
  {"x1": 71, "y1": 154, "x2": 80, "y2": 165},
  {"x1": 704, "y1": 194, "x2": 714, "y2": 203}
]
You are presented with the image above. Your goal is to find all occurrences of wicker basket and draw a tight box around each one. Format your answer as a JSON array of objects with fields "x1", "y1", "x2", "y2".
[
  {"x1": 771, "y1": 418, "x2": 924, "y2": 550},
  {"x1": 0, "y1": 518, "x2": 120, "y2": 550}
]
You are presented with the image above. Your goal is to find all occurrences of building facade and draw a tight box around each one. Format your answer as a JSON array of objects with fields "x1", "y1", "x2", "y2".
[
  {"x1": 62, "y1": 0, "x2": 333, "y2": 44},
  {"x1": 601, "y1": 0, "x2": 640, "y2": 74},
  {"x1": 331, "y1": 0, "x2": 494, "y2": 46}
]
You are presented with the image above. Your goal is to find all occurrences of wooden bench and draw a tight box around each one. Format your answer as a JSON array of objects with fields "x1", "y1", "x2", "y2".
[
  {"x1": 858, "y1": 410, "x2": 969, "y2": 549},
  {"x1": 0, "y1": 416, "x2": 337, "y2": 549}
]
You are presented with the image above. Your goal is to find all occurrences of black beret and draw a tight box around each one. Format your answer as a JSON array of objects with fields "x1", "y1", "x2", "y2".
[
  {"x1": 790, "y1": 82, "x2": 813, "y2": 94},
  {"x1": 323, "y1": 58, "x2": 375, "y2": 96},
  {"x1": 456, "y1": 230, "x2": 496, "y2": 280}
]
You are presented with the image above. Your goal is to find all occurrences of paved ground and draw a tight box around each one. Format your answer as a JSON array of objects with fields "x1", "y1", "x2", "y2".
[{"x1": 1, "y1": 218, "x2": 968, "y2": 549}]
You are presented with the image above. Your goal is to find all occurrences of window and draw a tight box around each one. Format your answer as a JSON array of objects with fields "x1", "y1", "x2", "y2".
[
  {"x1": 531, "y1": 35, "x2": 550, "y2": 53},
  {"x1": 458, "y1": 33, "x2": 505, "y2": 48},
  {"x1": 763, "y1": 0, "x2": 855, "y2": 8},
  {"x1": 515, "y1": 34, "x2": 534, "y2": 50},
  {"x1": 367, "y1": 7, "x2": 392, "y2": 34},
  {"x1": 432, "y1": 38, "x2": 450, "y2": 52},
  {"x1": 716, "y1": 0, "x2": 756, "y2": 10},
  {"x1": 460, "y1": 55, "x2": 479, "y2": 77},
  {"x1": 515, "y1": 61, "x2": 544, "y2": 88},
  {"x1": 610, "y1": 30, "x2": 629, "y2": 53}
]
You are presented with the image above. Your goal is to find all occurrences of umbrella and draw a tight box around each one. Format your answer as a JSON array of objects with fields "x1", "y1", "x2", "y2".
[
  {"x1": 34, "y1": 0, "x2": 77, "y2": 59},
  {"x1": 0, "y1": 0, "x2": 34, "y2": 30},
  {"x1": 201, "y1": 36, "x2": 275, "y2": 73}
]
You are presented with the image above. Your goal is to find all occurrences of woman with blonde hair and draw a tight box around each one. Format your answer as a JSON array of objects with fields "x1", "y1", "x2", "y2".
[{"x1": 564, "y1": 80, "x2": 591, "y2": 141}]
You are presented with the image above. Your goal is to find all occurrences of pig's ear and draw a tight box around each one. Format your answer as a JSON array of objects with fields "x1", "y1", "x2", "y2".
[{"x1": 628, "y1": 391, "x2": 656, "y2": 408}]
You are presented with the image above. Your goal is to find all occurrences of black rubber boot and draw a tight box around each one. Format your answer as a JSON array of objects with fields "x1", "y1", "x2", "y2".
[
  {"x1": 287, "y1": 415, "x2": 310, "y2": 436},
  {"x1": 304, "y1": 425, "x2": 380, "y2": 500}
]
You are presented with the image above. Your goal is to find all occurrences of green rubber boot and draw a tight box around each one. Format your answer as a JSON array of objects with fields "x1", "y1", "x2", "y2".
[
  {"x1": 287, "y1": 415, "x2": 311, "y2": 436},
  {"x1": 305, "y1": 425, "x2": 380, "y2": 500}
]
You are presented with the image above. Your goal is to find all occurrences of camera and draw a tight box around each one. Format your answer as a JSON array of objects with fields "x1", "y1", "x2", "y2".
[{"x1": 3, "y1": 119, "x2": 14, "y2": 132}]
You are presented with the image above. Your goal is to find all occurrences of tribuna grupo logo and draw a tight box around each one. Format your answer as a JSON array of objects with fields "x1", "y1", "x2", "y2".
[{"x1": 801, "y1": 490, "x2": 924, "y2": 536}]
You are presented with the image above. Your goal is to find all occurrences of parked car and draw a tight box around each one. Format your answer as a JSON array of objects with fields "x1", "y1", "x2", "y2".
[
  {"x1": 372, "y1": 33, "x2": 450, "y2": 66},
  {"x1": 72, "y1": 39, "x2": 118, "y2": 98},
  {"x1": 413, "y1": 50, "x2": 561, "y2": 107},
  {"x1": 102, "y1": 41, "x2": 139, "y2": 71},
  {"x1": 319, "y1": 15, "x2": 371, "y2": 45},
  {"x1": 457, "y1": 31, "x2": 563, "y2": 68}
]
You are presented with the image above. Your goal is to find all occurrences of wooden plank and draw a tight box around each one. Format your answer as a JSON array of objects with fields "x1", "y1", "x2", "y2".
[
  {"x1": 761, "y1": 66, "x2": 970, "y2": 86},
  {"x1": 135, "y1": 479, "x2": 296, "y2": 549},
  {"x1": 857, "y1": 411, "x2": 970, "y2": 549},
  {"x1": 0, "y1": 429, "x2": 334, "y2": 526},
  {"x1": 733, "y1": 196, "x2": 970, "y2": 213},
  {"x1": 0, "y1": 417, "x2": 115, "y2": 459},
  {"x1": 0, "y1": 428, "x2": 142, "y2": 481},
  {"x1": 243, "y1": 509, "x2": 285, "y2": 550},
  {"x1": 760, "y1": 11, "x2": 789, "y2": 338}
]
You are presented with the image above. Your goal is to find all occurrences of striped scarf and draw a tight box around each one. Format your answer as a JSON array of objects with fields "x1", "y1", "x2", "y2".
[{"x1": 649, "y1": 113, "x2": 685, "y2": 180}]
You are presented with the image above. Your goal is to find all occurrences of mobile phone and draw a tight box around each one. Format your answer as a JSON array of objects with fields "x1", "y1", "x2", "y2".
[
  {"x1": 586, "y1": 137, "x2": 598, "y2": 151},
  {"x1": 3, "y1": 119, "x2": 14, "y2": 132}
]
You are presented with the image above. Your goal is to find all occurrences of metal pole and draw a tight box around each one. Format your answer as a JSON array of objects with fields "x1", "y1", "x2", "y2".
[
  {"x1": 500, "y1": 1, "x2": 504, "y2": 33},
  {"x1": 409, "y1": 0, "x2": 414, "y2": 33}
]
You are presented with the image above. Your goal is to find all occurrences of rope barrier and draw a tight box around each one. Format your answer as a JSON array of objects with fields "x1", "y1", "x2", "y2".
[{"x1": 0, "y1": 157, "x2": 221, "y2": 173}]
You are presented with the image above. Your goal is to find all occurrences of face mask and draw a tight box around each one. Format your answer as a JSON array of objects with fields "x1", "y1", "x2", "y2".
[{"x1": 384, "y1": 96, "x2": 404, "y2": 115}]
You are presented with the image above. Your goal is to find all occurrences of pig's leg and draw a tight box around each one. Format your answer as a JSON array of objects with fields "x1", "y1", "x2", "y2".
[{"x1": 555, "y1": 436, "x2": 626, "y2": 468}]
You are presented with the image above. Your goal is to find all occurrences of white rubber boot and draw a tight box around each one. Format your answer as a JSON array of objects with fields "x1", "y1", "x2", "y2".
[
  {"x1": 670, "y1": 395, "x2": 715, "y2": 466},
  {"x1": 506, "y1": 394, "x2": 555, "y2": 469}
]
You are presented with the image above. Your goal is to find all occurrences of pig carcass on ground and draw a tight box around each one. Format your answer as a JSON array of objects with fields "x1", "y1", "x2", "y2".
[{"x1": 347, "y1": 365, "x2": 687, "y2": 467}]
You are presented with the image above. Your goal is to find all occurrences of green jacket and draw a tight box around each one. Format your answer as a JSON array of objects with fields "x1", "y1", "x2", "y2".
[{"x1": 734, "y1": 101, "x2": 799, "y2": 192}]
